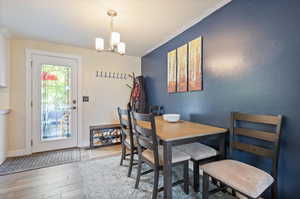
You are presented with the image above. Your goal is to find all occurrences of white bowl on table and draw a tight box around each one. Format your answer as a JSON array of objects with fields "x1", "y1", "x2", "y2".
[{"x1": 163, "y1": 114, "x2": 180, "y2": 123}]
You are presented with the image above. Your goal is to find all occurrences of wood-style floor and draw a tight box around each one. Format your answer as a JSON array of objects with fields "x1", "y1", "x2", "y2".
[{"x1": 0, "y1": 145, "x2": 121, "y2": 199}]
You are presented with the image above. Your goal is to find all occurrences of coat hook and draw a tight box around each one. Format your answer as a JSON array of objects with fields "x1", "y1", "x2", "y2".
[{"x1": 128, "y1": 74, "x2": 134, "y2": 79}]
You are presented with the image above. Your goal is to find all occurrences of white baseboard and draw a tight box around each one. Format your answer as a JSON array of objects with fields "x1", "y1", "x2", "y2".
[
  {"x1": 78, "y1": 141, "x2": 89, "y2": 148},
  {"x1": 0, "y1": 156, "x2": 5, "y2": 164},
  {"x1": 7, "y1": 149, "x2": 28, "y2": 157},
  {"x1": 7, "y1": 144, "x2": 89, "y2": 158}
]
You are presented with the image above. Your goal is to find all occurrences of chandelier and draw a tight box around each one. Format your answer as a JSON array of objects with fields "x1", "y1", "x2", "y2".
[{"x1": 95, "y1": 10, "x2": 126, "y2": 55}]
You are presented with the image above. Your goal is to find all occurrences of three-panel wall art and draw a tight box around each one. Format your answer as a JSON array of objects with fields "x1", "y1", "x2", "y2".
[{"x1": 167, "y1": 36, "x2": 203, "y2": 93}]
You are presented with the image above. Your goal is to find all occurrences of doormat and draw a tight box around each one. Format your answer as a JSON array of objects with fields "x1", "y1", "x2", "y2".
[{"x1": 0, "y1": 148, "x2": 81, "y2": 176}]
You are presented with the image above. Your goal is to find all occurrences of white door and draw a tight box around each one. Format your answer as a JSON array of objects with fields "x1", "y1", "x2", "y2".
[{"x1": 31, "y1": 54, "x2": 78, "y2": 153}]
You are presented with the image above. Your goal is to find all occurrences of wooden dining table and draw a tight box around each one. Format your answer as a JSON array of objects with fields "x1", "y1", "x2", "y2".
[{"x1": 153, "y1": 116, "x2": 228, "y2": 199}]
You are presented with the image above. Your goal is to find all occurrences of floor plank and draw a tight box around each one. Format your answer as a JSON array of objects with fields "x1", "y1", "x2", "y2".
[{"x1": 0, "y1": 145, "x2": 121, "y2": 199}]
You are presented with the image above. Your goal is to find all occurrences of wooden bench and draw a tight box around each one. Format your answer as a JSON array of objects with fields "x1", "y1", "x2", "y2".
[{"x1": 89, "y1": 123, "x2": 121, "y2": 148}]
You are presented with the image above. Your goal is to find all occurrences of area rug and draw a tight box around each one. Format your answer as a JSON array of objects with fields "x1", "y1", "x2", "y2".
[
  {"x1": 0, "y1": 148, "x2": 81, "y2": 175},
  {"x1": 79, "y1": 156, "x2": 235, "y2": 199}
]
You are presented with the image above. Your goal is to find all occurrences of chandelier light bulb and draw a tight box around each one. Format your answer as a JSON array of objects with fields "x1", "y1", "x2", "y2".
[{"x1": 117, "y1": 42, "x2": 126, "y2": 55}]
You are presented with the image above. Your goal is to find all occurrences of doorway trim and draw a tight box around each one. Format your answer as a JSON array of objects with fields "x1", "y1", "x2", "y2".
[{"x1": 25, "y1": 49, "x2": 83, "y2": 155}]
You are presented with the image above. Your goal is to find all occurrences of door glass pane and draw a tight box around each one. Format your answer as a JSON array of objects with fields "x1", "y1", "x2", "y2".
[{"x1": 41, "y1": 65, "x2": 72, "y2": 141}]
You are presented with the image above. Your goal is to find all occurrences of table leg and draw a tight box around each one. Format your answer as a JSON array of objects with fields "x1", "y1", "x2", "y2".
[
  {"x1": 218, "y1": 133, "x2": 226, "y2": 160},
  {"x1": 163, "y1": 142, "x2": 172, "y2": 199}
]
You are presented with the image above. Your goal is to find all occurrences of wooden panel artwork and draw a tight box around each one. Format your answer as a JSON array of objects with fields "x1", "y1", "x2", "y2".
[
  {"x1": 167, "y1": 49, "x2": 177, "y2": 93},
  {"x1": 188, "y1": 37, "x2": 203, "y2": 91},
  {"x1": 167, "y1": 36, "x2": 203, "y2": 93},
  {"x1": 177, "y1": 44, "x2": 188, "y2": 92}
]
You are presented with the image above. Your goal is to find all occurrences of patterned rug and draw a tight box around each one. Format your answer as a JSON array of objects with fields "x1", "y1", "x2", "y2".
[
  {"x1": 0, "y1": 148, "x2": 81, "y2": 175},
  {"x1": 79, "y1": 156, "x2": 235, "y2": 199}
]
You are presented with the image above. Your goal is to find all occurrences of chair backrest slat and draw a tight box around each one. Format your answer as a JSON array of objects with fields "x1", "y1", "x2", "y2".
[
  {"x1": 138, "y1": 136, "x2": 154, "y2": 150},
  {"x1": 232, "y1": 141, "x2": 274, "y2": 158},
  {"x1": 121, "y1": 128, "x2": 130, "y2": 137},
  {"x1": 131, "y1": 111, "x2": 159, "y2": 166},
  {"x1": 234, "y1": 112, "x2": 280, "y2": 125},
  {"x1": 120, "y1": 118, "x2": 129, "y2": 128},
  {"x1": 135, "y1": 125, "x2": 153, "y2": 137},
  {"x1": 149, "y1": 105, "x2": 164, "y2": 116},
  {"x1": 134, "y1": 112, "x2": 153, "y2": 122},
  {"x1": 235, "y1": 127, "x2": 278, "y2": 142}
]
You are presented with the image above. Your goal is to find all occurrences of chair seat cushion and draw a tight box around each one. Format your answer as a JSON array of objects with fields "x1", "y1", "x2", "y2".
[
  {"x1": 174, "y1": 143, "x2": 218, "y2": 161},
  {"x1": 142, "y1": 146, "x2": 191, "y2": 166},
  {"x1": 200, "y1": 160, "x2": 274, "y2": 198}
]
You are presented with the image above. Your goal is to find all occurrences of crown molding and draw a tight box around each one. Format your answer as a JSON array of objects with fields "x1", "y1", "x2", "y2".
[{"x1": 143, "y1": 0, "x2": 232, "y2": 57}]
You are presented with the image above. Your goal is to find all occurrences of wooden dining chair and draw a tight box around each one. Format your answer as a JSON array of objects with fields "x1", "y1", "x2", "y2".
[
  {"x1": 131, "y1": 111, "x2": 190, "y2": 199},
  {"x1": 149, "y1": 105, "x2": 164, "y2": 116},
  {"x1": 117, "y1": 107, "x2": 137, "y2": 177},
  {"x1": 201, "y1": 112, "x2": 283, "y2": 199}
]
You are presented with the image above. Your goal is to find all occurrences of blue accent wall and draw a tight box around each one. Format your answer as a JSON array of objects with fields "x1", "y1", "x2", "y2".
[{"x1": 141, "y1": 0, "x2": 300, "y2": 198}]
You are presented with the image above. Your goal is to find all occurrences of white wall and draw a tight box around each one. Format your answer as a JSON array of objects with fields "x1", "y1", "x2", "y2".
[
  {"x1": 0, "y1": 112, "x2": 8, "y2": 164},
  {"x1": 0, "y1": 32, "x2": 10, "y2": 162},
  {"x1": 0, "y1": 88, "x2": 9, "y2": 107},
  {"x1": 0, "y1": 33, "x2": 9, "y2": 87},
  {"x1": 8, "y1": 39, "x2": 141, "y2": 154},
  {"x1": 0, "y1": 32, "x2": 10, "y2": 108}
]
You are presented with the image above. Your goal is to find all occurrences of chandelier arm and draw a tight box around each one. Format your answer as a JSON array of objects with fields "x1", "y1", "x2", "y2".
[{"x1": 110, "y1": 16, "x2": 114, "y2": 32}]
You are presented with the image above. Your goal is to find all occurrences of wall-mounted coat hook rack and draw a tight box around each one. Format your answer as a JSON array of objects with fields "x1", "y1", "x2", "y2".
[{"x1": 96, "y1": 70, "x2": 130, "y2": 80}]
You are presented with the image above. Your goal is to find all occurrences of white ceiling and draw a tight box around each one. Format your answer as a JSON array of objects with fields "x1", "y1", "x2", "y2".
[{"x1": 0, "y1": 0, "x2": 231, "y2": 57}]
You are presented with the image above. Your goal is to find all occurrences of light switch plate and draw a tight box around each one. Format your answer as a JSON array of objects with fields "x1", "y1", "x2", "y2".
[{"x1": 83, "y1": 96, "x2": 89, "y2": 102}]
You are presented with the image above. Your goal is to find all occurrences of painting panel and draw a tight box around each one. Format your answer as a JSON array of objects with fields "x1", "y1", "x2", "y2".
[
  {"x1": 176, "y1": 44, "x2": 188, "y2": 92},
  {"x1": 167, "y1": 49, "x2": 177, "y2": 93},
  {"x1": 188, "y1": 37, "x2": 203, "y2": 91}
]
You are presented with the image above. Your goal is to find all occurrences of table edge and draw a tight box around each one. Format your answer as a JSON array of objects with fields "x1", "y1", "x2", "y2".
[{"x1": 159, "y1": 129, "x2": 228, "y2": 142}]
